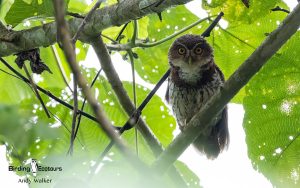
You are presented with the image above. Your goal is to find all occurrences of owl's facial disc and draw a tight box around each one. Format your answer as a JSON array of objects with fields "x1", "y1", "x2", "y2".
[{"x1": 168, "y1": 34, "x2": 213, "y2": 72}]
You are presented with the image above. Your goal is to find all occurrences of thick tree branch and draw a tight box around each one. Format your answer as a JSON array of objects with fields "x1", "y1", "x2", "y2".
[
  {"x1": 71, "y1": 0, "x2": 104, "y2": 43},
  {"x1": 152, "y1": 3, "x2": 300, "y2": 174},
  {"x1": 0, "y1": 0, "x2": 192, "y2": 57},
  {"x1": 90, "y1": 37, "x2": 187, "y2": 187},
  {"x1": 91, "y1": 37, "x2": 163, "y2": 154}
]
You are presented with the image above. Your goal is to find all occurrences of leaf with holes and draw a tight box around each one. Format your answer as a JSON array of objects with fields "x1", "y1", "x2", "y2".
[{"x1": 243, "y1": 32, "x2": 300, "y2": 188}]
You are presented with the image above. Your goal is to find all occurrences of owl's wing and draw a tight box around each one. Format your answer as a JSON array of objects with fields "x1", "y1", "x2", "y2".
[
  {"x1": 165, "y1": 78, "x2": 170, "y2": 103},
  {"x1": 193, "y1": 107, "x2": 229, "y2": 159}
]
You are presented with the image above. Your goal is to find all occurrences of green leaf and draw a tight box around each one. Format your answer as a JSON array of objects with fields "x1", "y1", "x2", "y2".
[
  {"x1": 174, "y1": 161, "x2": 201, "y2": 188},
  {"x1": 243, "y1": 32, "x2": 300, "y2": 188},
  {"x1": 102, "y1": 16, "x2": 149, "y2": 44},
  {"x1": 0, "y1": 56, "x2": 33, "y2": 104},
  {"x1": 0, "y1": 104, "x2": 62, "y2": 168},
  {"x1": 206, "y1": 2, "x2": 288, "y2": 103},
  {"x1": 123, "y1": 82, "x2": 176, "y2": 147},
  {"x1": 67, "y1": 0, "x2": 88, "y2": 14},
  {"x1": 203, "y1": 0, "x2": 283, "y2": 23},
  {"x1": 5, "y1": 0, "x2": 70, "y2": 27},
  {"x1": 134, "y1": 5, "x2": 207, "y2": 84},
  {"x1": 36, "y1": 47, "x2": 70, "y2": 89}
]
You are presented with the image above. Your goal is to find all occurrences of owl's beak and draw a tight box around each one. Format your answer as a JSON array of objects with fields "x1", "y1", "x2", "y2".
[{"x1": 188, "y1": 56, "x2": 192, "y2": 65}]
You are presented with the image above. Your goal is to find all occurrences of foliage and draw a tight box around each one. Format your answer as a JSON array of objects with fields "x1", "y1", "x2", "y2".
[{"x1": 0, "y1": 0, "x2": 299, "y2": 187}]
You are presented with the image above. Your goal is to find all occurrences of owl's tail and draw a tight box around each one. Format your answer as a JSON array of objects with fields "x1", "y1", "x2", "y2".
[{"x1": 193, "y1": 108, "x2": 229, "y2": 159}]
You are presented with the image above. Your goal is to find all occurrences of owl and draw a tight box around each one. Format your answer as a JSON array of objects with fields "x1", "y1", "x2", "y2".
[{"x1": 166, "y1": 34, "x2": 229, "y2": 159}]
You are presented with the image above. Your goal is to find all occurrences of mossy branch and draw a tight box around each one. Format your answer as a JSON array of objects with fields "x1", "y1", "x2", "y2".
[{"x1": 0, "y1": 0, "x2": 192, "y2": 57}]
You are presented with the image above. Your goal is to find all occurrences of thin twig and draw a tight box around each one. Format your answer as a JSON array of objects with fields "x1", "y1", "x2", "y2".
[
  {"x1": 0, "y1": 61, "x2": 86, "y2": 149},
  {"x1": 53, "y1": 0, "x2": 150, "y2": 173},
  {"x1": 67, "y1": 11, "x2": 85, "y2": 19},
  {"x1": 130, "y1": 20, "x2": 139, "y2": 155},
  {"x1": 50, "y1": 45, "x2": 73, "y2": 92},
  {"x1": 0, "y1": 68, "x2": 22, "y2": 79},
  {"x1": 201, "y1": 12, "x2": 224, "y2": 37},
  {"x1": 91, "y1": 38, "x2": 187, "y2": 187},
  {"x1": 101, "y1": 34, "x2": 118, "y2": 43},
  {"x1": 69, "y1": 0, "x2": 104, "y2": 154},
  {"x1": 116, "y1": 23, "x2": 129, "y2": 42},
  {"x1": 128, "y1": 50, "x2": 138, "y2": 155},
  {"x1": 68, "y1": 75, "x2": 78, "y2": 155},
  {"x1": 1, "y1": 0, "x2": 195, "y2": 57},
  {"x1": 69, "y1": 68, "x2": 102, "y2": 153},
  {"x1": 107, "y1": 16, "x2": 214, "y2": 51},
  {"x1": 151, "y1": 3, "x2": 300, "y2": 174},
  {"x1": 219, "y1": 27, "x2": 256, "y2": 49},
  {"x1": 23, "y1": 64, "x2": 51, "y2": 118},
  {"x1": 0, "y1": 57, "x2": 121, "y2": 129},
  {"x1": 48, "y1": 110, "x2": 85, "y2": 148}
]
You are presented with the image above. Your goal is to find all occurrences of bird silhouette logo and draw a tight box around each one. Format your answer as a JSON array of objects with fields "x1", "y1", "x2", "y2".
[{"x1": 30, "y1": 159, "x2": 38, "y2": 177}]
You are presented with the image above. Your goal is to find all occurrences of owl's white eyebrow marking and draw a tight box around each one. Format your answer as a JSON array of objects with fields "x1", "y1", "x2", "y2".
[
  {"x1": 175, "y1": 41, "x2": 188, "y2": 49},
  {"x1": 192, "y1": 43, "x2": 204, "y2": 50}
]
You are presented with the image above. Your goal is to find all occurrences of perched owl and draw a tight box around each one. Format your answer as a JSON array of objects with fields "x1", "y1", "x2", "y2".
[{"x1": 166, "y1": 34, "x2": 229, "y2": 159}]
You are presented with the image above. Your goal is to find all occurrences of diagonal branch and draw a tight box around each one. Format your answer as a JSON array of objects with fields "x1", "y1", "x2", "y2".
[
  {"x1": 151, "y1": 3, "x2": 300, "y2": 174},
  {"x1": 90, "y1": 37, "x2": 187, "y2": 187},
  {"x1": 71, "y1": 0, "x2": 104, "y2": 43},
  {"x1": 23, "y1": 64, "x2": 51, "y2": 118},
  {"x1": 53, "y1": 0, "x2": 150, "y2": 172},
  {"x1": 0, "y1": 57, "x2": 114, "y2": 127},
  {"x1": 107, "y1": 16, "x2": 213, "y2": 51},
  {"x1": 0, "y1": 0, "x2": 192, "y2": 57}
]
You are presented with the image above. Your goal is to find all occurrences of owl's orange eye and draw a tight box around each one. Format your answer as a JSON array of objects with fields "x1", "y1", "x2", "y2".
[
  {"x1": 194, "y1": 47, "x2": 202, "y2": 55},
  {"x1": 178, "y1": 48, "x2": 186, "y2": 55}
]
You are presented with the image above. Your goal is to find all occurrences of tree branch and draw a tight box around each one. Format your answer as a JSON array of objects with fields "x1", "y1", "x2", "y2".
[
  {"x1": 106, "y1": 16, "x2": 213, "y2": 51},
  {"x1": 90, "y1": 37, "x2": 187, "y2": 187},
  {"x1": 23, "y1": 64, "x2": 51, "y2": 118},
  {"x1": 151, "y1": 3, "x2": 300, "y2": 174},
  {"x1": 0, "y1": 0, "x2": 192, "y2": 57},
  {"x1": 0, "y1": 57, "x2": 115, "y2": 127},
  {"x1": 53, "y1": 0, "x2": 150, "y2": 173},
  {"x1": 71, "y1": 0, "x2": 104, "y2": 43},
  {"x1": 50, "y1": 45, "x2": 73, "y2": 92}
]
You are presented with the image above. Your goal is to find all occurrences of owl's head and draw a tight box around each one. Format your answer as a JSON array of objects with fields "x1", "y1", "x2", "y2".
[{"x1": 168, "y1": 34, "x2": 213, "y2": 70}]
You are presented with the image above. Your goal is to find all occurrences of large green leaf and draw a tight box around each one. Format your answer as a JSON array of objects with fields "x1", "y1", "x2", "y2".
[
  {"x1": 5, "y1": 0, "x2": 61, "y2": 26},
  {"x1": 87, "y1": 74, "x2": 176, "y2": 152},
  {"x1": 243, "y1": 32, "x2": 300, "y2": 188},
  {"x1": 174, "y1": 161, "x2": 201, "y2": 188},
  {"x1": 123, "y1": 81, "x2": 176, "y2": 147},
  {"x1": 134, "y1": 5, "x2": 207, "y2": 84},
  {"x1": 0, "y1": 56, "x2": 33, "y2": 104},
  {"x1": 0, "y1": 104, "x2": 62, "y2": 168},
  {"x1": 202, "y1": 0, "x2": 282, "y2": 23}
]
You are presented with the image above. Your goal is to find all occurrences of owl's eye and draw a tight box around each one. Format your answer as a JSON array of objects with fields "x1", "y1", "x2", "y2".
[
  {"x1": 178, "y1": 48, "x2": 186, "y2": 55},
  {"x1": 194, "y1": 47, "x2": 202, "y2": 55}
]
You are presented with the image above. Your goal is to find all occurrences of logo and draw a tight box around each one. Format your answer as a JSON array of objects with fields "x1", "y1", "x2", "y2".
[
  {"x1": 30, "y1": 159, "x2": 38, "y2": 177},
  {"x1": 8, "y1": 159, "x2": 63, "y2": 184}
]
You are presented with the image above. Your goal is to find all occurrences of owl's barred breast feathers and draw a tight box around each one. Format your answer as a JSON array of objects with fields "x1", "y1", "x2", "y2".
[{"x1": 166, "y1": 34, "x2": 229, "y2": 159}]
